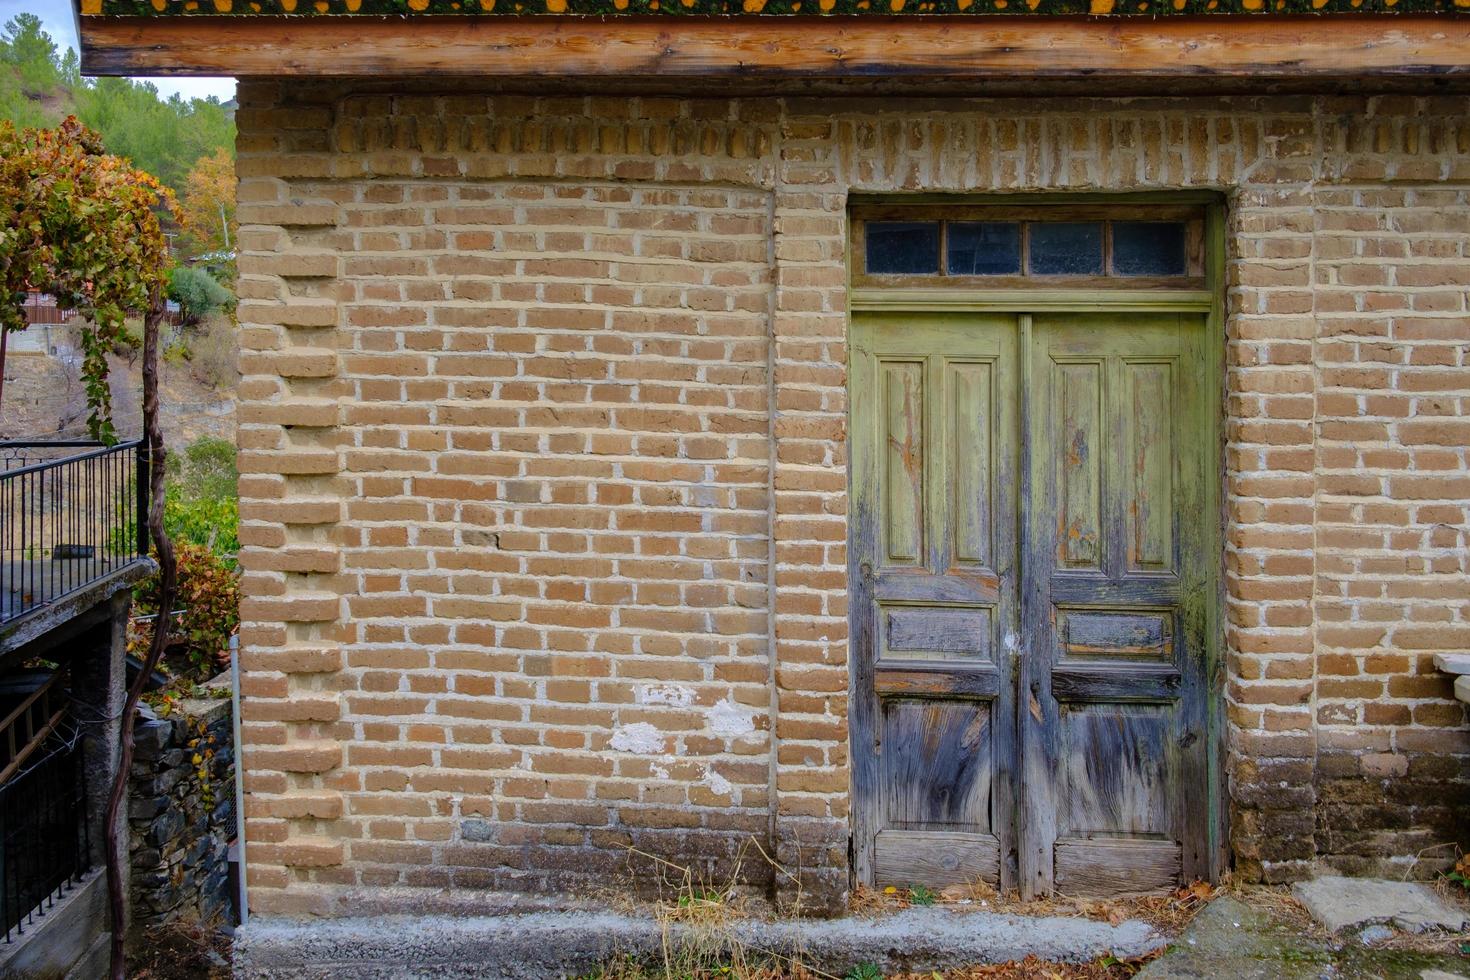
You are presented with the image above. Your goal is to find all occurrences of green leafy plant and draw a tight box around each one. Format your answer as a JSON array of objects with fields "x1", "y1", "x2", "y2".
[
  {"x1": 908, "y1": 885, "x2": 937, "y2": 907},
  {"x1": 845, "y1": 963, "x2": 884, "y2": 980},
  {"x1": 169, "y1": 436, "x2": 238, "y2": 499},
  {"x1": 164, "y1": 486, "x2": 239, "y2": 559},
  {"x1": 166, "y1": 263, "x2": 233, "y2": 325},
  {"x1": 1446, "y1": 854, "x2": 1470, "y2": 892},
  {"x1": 164, "y1": 435, "x2": 241, "y2": 557},
  {"x1": 113, "y1": 436, "x2": 240, "y2": 559}
]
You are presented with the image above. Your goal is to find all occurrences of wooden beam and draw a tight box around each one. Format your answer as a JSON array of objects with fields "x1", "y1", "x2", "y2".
[{"x1": 78, "y1": 15, "x2": 1470, "y2": 79}]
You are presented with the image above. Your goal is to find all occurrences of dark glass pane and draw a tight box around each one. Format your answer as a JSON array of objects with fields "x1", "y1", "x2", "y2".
[
  {"x1": 866, "y1": 222, "x2": 940, "y2": 275},
  {"x1": 947, "y1": 222, "x2": 1021, "y2": 276},
  {"x1": 1028, "y1": 222, "x2": 1104, "y2": 276},
  {"x1": 1113, "y1": 221, "x2": 1188, "y2": 276}
]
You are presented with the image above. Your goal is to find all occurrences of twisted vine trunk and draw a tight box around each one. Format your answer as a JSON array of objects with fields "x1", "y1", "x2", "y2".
[{"x1": 105, "y1": 295, "x2": 177, "y2": 980}]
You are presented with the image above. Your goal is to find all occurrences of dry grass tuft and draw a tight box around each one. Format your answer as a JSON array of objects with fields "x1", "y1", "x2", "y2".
[{"x1": 613, "y1": 838, "x2": 838, "y2": 980}]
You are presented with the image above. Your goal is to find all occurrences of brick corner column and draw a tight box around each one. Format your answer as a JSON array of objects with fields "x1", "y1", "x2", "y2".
[
  {"x1": 234, "y1": 80, "x2": 351, "y2": 917},
  {"x1": 769, "y1": 106, "x2": 853, "y2": 916}
]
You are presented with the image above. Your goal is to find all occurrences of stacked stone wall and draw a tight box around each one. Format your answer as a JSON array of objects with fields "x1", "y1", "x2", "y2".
[{"x1": 130, "y1": 694, "x2": 236, "y2": 932}]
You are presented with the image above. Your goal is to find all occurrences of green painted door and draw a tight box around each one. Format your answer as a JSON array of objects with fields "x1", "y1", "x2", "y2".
[
  {"x1": 849, "y1": 313, "x2": 1021, "y2": 891},
  {"x1": 850, "y1": 310, "x2": 1213, "y2": 897}
]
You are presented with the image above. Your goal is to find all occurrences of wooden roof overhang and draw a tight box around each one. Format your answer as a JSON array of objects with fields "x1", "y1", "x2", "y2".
[{"x1": 75, "y1": 0, "x2": 1470, "y2": 88}]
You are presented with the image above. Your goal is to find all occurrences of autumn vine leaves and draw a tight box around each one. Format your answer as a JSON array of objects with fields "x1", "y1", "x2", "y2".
[{"x1": 0, "y1": 114, "x2": 175, "y2": 440}]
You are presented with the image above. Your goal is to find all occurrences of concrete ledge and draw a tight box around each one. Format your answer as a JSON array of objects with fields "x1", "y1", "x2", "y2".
[
  {"x1": 0, "y1": 868, "x2": 109, "y2": 980},
  {"x1": 235, "y1": 907, "x2": 1165, "y2": 978},
  {"x1": 0, "y1": 558, "x2": 155, "y2": 655}
]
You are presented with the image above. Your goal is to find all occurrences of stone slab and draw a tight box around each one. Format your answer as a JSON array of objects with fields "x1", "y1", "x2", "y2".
[
  {"x1": 1292, "y1": 876, "x2": 1468, "y2": 934},
  {"x1": 1433, "y1": 653, "x2": 1470, "y2": 676},
  {"x1": 235, "y1": 906, "x2": 1166, "y2": 979},
  {"x1": 1136, "y1": 896, "x2": 1330, "y2": 980},
  {"x1": 1140, "y1": 894, "x2": 1470, "y2": 980}
]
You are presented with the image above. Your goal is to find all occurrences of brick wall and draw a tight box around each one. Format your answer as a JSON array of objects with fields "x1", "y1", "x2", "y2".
[{"x1": 234, "y1": 86, "x2": 1470, "y2": 916}]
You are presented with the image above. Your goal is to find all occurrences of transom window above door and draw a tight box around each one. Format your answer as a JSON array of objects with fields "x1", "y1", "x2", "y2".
[{"x1": 852, "y1": 203, "x2": 1207, "y2": 289}]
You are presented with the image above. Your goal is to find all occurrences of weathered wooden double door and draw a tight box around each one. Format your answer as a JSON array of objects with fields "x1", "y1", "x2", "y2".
[{"x1": 849, "y1": 310, "x2": 1215, "y2": 897}]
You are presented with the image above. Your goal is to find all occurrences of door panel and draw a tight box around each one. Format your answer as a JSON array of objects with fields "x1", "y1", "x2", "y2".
[
  {"x1": 851, "y1": 313, "x2": 1019, "y2": 891},
  {"x1": 881, "y1": 360, "x2": 925, "y2": 565},
  {"x1": 1020, "y1": 312, "x2": 1210, "y2": 897},
  {"x1": 851, "y1": 309, "x2": 1212, "y2": 898}
]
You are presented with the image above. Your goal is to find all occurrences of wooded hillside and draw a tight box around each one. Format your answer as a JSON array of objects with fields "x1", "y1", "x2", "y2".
[{"x1": 0, "y1": 13, "x2": 233, "y2": 199}]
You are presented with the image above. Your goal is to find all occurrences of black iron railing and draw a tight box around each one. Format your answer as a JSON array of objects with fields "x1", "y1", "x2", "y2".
[
  {"x1": 0, "y1": 668, "x2": 91, "y2": 943},
  {"x1": 0, "y1": 440, "x2": 149, "y2": 627}
]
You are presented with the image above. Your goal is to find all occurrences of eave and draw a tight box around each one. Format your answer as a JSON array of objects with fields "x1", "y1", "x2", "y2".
[{"x1": 78, "y1": 13, "x2": 1470, "y2": 83}]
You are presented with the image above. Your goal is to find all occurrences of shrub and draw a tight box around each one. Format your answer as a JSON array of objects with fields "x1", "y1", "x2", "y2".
[
  {"x1": 164, "y1": 487, "x2": 239, "y2": 560},
  {"x1": 170, "y1": 435, "x2": 237, "y2": 500},
  {"x1": 163, "y1": 436, "x2": 240, "y2": 558},
  {"x1": 131, "y1": 541, "x2": 240, "y2": 676},
  {"x1": 166, "y1": 263, "x2": 232, "y2": 325},
  {"x1": 116, "y1": 436, "x2": 239, "y2": 560}
]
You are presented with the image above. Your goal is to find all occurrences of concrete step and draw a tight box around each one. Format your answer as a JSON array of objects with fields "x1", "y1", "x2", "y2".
[{"x1": 1433, "y1": 653, "x2": 1470, "y2": 675}]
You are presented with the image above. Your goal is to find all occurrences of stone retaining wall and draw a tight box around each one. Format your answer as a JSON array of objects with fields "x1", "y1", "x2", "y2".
[{"x1": 129, "y1": 689, "x2": 236, "y2": 934}]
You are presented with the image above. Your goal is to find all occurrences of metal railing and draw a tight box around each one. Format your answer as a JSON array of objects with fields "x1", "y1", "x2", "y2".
[
  {"x1": 0, "y1": 441, "x2": 149, "y2": 627},
  {"x1": 0, "y1": 667, "x2": 91, "y2": 943}
]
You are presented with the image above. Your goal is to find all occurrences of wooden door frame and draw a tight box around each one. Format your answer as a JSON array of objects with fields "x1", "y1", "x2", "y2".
[{"x1": 845, "y1": 192, "x2": 1228, "y2": 893}]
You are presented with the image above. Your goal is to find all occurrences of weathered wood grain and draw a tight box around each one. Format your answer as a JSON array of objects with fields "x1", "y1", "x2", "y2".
[
  {"x1": 1059, "y1": 705, "x2": 1172, "y2": 836},
  {"x1": 1064, "y1": 610, "x2": 1171, "y2": 659},
  {"x1": 882, "y1": 700, "x2": 993, "y2": 830},
  {"x1": 874, "y1": 665, "x2": 1003, "y2": 698},
  {"x1": 873, "y1": 830, "x2": 1002, "y2": 888},
  {"x1": 1058, "y1": 359, "x2": 1103, "y2": 570},
  {"x1": 851, "y1": 204, "x2": 1221, "y2": 899},
  {"x1": 79, "y1": 16, "x2": 1470, "y2": 80},
  {"x1": 1053, "y1": 838, "x2": 1182, "y2": 896},
  {"x1": 1050, "y1": 663, "x2": 1182, "y2": 702},
  {"x1": 885, "y1": 606, "x2": 992, "y2": 659},
  {"x1": 883, "y1": 360, "x2": 926, "y2": 566}
]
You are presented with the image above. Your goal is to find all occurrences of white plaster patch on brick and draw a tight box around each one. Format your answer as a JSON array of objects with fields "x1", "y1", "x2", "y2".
[
  {"x1": 641, "y1": 684, "x2": 695, "y2": 708},
  {"x1": 705, "y1": 767, "x2": 733, "y2": 797},
  {"x1": 708, "y1": 698, "x2": 755, "y2": 739},
  {"x1": 609, "y1": 722, "x2": 666, "y2": 755}
]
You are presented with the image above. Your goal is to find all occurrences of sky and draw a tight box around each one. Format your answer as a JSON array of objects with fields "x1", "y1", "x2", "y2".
[{"x1": 1, "y1": 0, "x2": 236, "y2": 102}]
